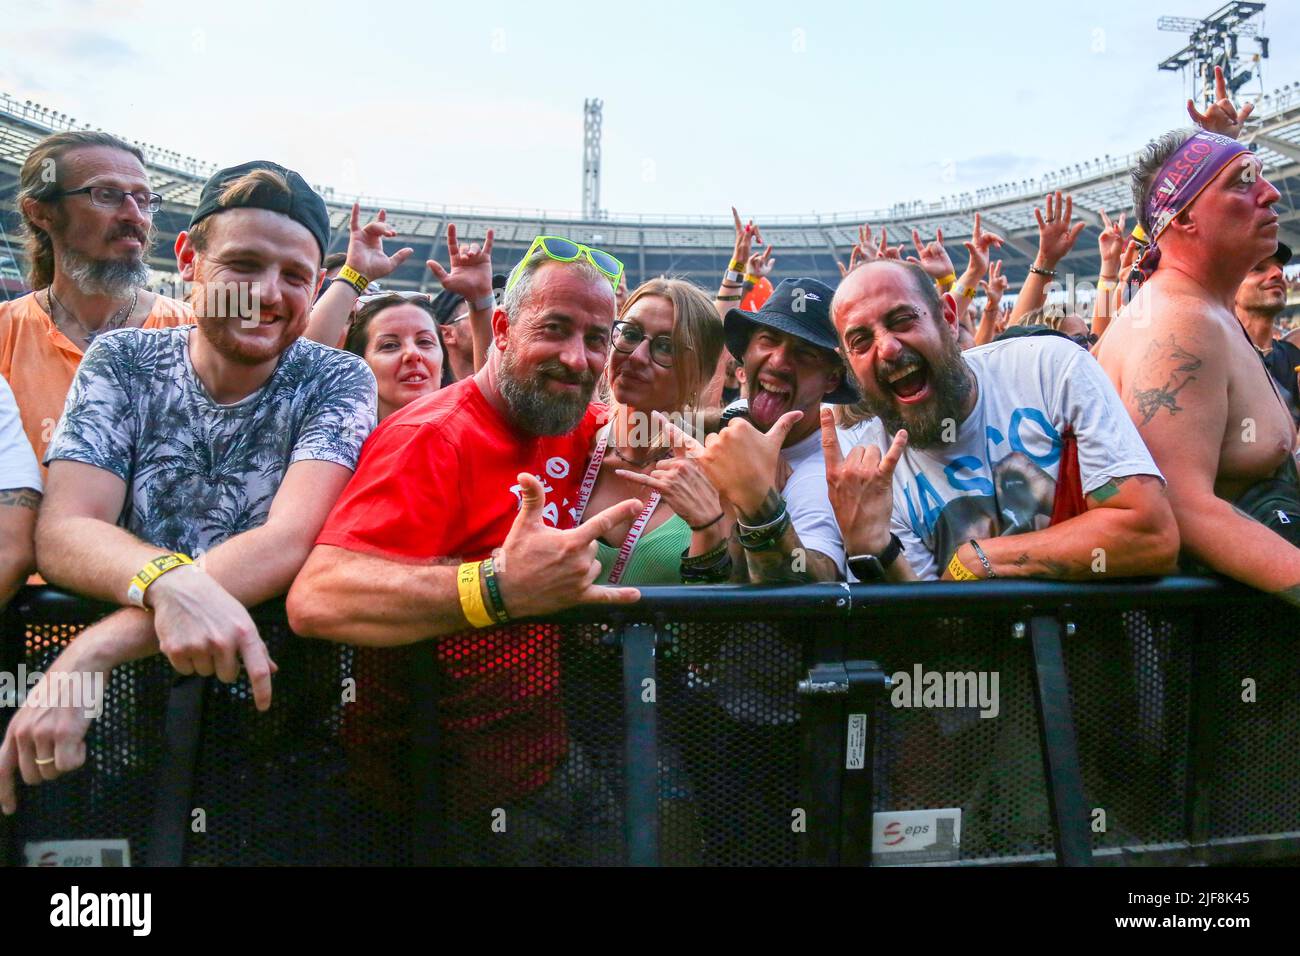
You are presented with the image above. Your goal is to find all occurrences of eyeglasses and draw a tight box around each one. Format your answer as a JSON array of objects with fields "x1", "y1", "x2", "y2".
[
  {"x1": 356, "y1": 291, "x2": 432, "y2": 307},
  {"x1": 1069, "y1": 332, "x2": 1098, "y2": 349},
  {"x1": 56, "y1": 186, "x2": 162, "y2": 214},
  {"x1": 612, "y1": 320, "x2": 685, "y2": 369},
  {"x1": 505, "y1": 235, "x2": 624, "y2": 296}
]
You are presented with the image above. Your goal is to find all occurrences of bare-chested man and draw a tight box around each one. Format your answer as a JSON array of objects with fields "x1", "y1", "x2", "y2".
[{"x1": 1096, "y1": 77, "x2": 1300, "y2": 601}]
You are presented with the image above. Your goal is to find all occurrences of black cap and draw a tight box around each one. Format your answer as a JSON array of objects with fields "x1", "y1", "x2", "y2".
[
  {"x1": 189, "y1": 160, "x2": 330, "y2": 260},
  {"x1": 1274, "y1": 242, "x2": 1293, "y2": 266},
  {"x1": 723, "y1": 276, "x2": 859, "y2": 404},
  {"x1": 430, "y1": 287, "x2": 466, "y2": 325}
]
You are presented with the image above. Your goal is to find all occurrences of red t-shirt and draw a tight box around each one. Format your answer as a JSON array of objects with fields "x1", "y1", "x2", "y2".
[{"x1": 317, "y1": 376, "x2": 606, "y2": 806}]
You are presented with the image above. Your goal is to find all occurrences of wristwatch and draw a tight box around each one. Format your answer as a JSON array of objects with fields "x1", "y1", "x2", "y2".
[{"x1": 847, "y1": 533, "x2": 903, "y2": 582}]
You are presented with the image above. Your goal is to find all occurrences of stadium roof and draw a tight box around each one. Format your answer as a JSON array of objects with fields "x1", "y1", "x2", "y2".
[{"x1": 5, "y1": 85, "x2": 1300, "y2": 296}]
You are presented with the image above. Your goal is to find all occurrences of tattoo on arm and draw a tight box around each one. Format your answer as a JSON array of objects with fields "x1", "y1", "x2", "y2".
[
  {"x1": 1088, "y1": 475, "x2": 1134, "y2": 504},
  {"x1": 0, "y1": 488, "x2": 41, "y2": 511},
  {"x1": 743, "y1": 523, "x2": 841, "y2": 583},
  {"x1": 1010, "y1": 551, "x2": 1072, "y2": 579},
  {"x1": 1131, "y1": 336, "x2": 1203, "y2": 426},
  {"x1": 739, "y1": 488, "x2": 784, "y2": 525}
]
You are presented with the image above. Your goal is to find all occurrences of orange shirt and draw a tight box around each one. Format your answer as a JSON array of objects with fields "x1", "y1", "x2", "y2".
[{"x1": 0, "y1": 291, "x2": 194, "y2": 467}]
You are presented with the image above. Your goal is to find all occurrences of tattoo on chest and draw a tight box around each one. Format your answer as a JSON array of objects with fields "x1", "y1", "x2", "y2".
[{"x1": 1132, "y1": 336, "x2": 1203, "y2": 426}]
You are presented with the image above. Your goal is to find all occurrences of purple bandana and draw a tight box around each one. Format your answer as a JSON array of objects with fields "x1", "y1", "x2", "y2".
[{"x1": 1136, "y1": 130, "x2": 1250, "y2": 280}]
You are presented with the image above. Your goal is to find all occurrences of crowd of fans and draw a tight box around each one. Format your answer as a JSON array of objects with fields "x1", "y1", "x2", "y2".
[{"x1": 0, "y1": 67, "x2": 1297, "y2": 859}]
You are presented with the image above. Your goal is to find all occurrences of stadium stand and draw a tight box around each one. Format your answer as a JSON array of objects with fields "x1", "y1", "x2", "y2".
[{"x1": 5, "y1": 86, "x2": 1300, "y2": 299}]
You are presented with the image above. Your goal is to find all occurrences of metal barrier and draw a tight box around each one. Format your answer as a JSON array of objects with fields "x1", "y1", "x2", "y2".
[{"x1": 1, "y1": 580, "x2": 1297, "y2": 867}]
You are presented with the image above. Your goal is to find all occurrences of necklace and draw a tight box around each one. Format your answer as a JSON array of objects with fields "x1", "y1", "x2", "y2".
[
  {"x1": 607, "y1": 442, "x2": 669, "y2": 469},
  {"x1": 47, "y1": 287, "x2": 139, "y2": 347}
]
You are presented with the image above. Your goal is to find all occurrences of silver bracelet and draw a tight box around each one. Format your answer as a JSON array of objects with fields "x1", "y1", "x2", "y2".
[
  {"x1": 472, "y1": 293, "x2": 496, "y2": 311},
  {"x1": 968, "y1": 539, "x2": 996, "y2": 578}
]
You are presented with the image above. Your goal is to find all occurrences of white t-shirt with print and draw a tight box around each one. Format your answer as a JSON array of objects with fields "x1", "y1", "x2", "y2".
[
  {"x1": 0, "y1": 375, "x2": 41, "y2": 493},
  {"x1": 781, "y1": 425, "x2": 846, "y2": 576},
  {"x1": 852, "y1": 336, "x2": 1161, "y2": 580}
]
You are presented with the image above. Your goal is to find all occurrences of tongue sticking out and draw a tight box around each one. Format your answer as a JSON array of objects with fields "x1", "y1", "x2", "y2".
[
  {"x1": 750, "y1": 388, "x2": 789, "y2": 425},
  {"x1": 890, "y1": 367, "x2": 927, "y2": 399}
]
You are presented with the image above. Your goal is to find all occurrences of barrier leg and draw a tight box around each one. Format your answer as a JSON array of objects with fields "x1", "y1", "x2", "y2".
[
  {"x1": 146, "y1": 675, "x2": 208, "y2": 866},
  {"x1": 1028, "y1": 615, "x2": 1092, "y2": 866},
  {"x1": 620, "y1": 622, "x2": 659, "y2": 866},
  {"x1": 411, "y1": 642, "x2": 443, "y2": 866}
]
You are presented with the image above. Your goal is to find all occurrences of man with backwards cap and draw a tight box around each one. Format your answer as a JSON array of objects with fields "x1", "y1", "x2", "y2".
[
  {"x1": 1095, "y1": 75, "x2": 1300, "y2": 598},
  {"x1": 0, "y1": 161, "x2": 377, "y2": 811},
  {"x1": 1234, "y1": 242, "x2": 1300, "y2": 430},
  {"x1": 692, "y1": 276, "x2": 857, "y2": 583}
]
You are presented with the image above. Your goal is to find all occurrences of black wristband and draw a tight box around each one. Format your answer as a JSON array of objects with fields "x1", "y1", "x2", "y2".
[
  {"x1": 688, "y1": 512, "x2": 724, "y2": 532},
  {"x1": 480, "y1": 557, "x2": 510, "y2": 623}
]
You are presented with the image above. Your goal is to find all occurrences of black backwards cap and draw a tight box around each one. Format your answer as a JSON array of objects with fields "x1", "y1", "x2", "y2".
[{"x1": 189, "y1": 160, "x2": 330, "y2": 260}]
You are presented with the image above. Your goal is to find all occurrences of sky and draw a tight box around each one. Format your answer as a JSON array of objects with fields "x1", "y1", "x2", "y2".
[{"x1": 2, "y1": 0, "x2": 1299, "y2": 219}]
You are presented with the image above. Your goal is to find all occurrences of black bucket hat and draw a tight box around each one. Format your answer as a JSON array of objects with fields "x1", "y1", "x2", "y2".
[{"x1": 723, "y1": 276, "x2": 859, "y2": 404}]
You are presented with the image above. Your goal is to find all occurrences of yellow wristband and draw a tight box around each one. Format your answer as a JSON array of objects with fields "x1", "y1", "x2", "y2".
[
  {"x1": 744, "y1": 274, "x2": 761, "y2": 285},
  {"x1": 457, "y1": 561, "x2": 495, "y2": 629},
  {"x1": 946, "y1": 550, "x2": 980, "y2": 582},
  {"x1": 936, "y1": 272, "x2": 956, "y2": 291},
  {"x1": 127, "y1": 552, "x2": 194, "y2": 608},
  {"x1": 961, "y1": 286, "x2": 977, "y2": 299},
  {"x1": 729, "y1": 259, "x2": 744, "y2": 272},
  {"x1": 338, "y1": 263, "x2": 370, "y2": 295},
  {"x1": 1097, "y1": 279, "x2": 1117, "y2": 291}
]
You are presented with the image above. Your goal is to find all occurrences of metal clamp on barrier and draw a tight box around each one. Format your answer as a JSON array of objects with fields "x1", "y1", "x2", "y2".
[{"x1": 798, "y1": 660, "x2": 892, "y2": 697}]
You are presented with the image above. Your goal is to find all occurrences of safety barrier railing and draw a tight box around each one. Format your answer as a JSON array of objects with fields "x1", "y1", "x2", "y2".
[{"x1": 1, "y1": 579, "x2": 1296, "y2": 866}]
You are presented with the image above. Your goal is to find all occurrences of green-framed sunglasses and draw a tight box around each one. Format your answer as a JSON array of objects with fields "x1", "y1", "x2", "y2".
[{"x1": 505, "y1": 235, "x2": 624, "y2": 296}]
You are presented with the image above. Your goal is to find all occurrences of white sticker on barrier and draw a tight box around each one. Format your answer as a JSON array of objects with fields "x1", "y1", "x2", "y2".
[
  {"x1": 24, "y1": 839, "x2": 131, "y2": 867},
  {"x1": 872, "y1": 809, "x2": 962, "y2": 865},
  {"x1": 845, "y1": 713, "x2": 867, "y2": 770}
]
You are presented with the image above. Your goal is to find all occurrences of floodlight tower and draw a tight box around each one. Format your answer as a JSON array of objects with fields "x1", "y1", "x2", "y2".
[
  {"x1": 582, "y1": 98, "x2": 603, "y2": 221},
  {"x1": 1158, "y1": 2, "x2": 1269, "y2": 109}
]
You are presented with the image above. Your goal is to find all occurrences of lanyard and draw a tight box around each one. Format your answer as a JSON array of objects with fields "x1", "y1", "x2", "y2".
[{"x1": 574, "y1": 424, "x2": 661, "y2": 585}]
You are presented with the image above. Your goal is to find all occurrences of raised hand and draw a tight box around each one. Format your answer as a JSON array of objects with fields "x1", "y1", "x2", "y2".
[
  {"x1": 731, "y1": 206, "x2": 764, "y2": 270},
  {"x1": 494, "y1": 473, "x2": 643, "y2": 617},
  {"x1": 907, "y1": 227, "x2": 955, "y2": 280},
  {"x1": 1119, "y1": 237, "x2": 1141, "y2": 282},
  {"x1": 1188, "y1": 64, "x2": 1255, "y2": 140},
  {"x1": 1033, "y1": 192, "x2": 1086, "y2": 271},
  {"x1": 1098, "y1": 210, "x2": 1126, "y2": 277},
  {"x1": 695, "y1": 411, "x2": 803, "y2": 518},
  {"x1": 994, "y1": 303, "x2": 1011, "y2": 336},
  {"x1": 747, "y1": 245, "x2": 776, "y2": 280},
  {"x1": 979, "y1": 259, "x2": 1008, "y2": 308},
  {"x1": 614, "y1": 414, "x2": 725, "y2": 531},
  {"x1": 426, "y1": 223, "x2": 495, "y2": 305},
  {"x1": 877, "y1": 226, "x2": 905, "y2": 261},
  {"x1": 962, "y1": 212, "x2": 1004, "y2": 280},
  {"x1": 344, "y1": 203, "x2": 415, "y2": 282},
  {"x1": 820, "y1": 407, "x2": 907, "y2": 557}
]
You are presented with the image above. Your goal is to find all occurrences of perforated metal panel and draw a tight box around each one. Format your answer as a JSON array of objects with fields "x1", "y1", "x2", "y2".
[{"x1": 4, "y1": 586, "x2": 1298, "y2": 867}]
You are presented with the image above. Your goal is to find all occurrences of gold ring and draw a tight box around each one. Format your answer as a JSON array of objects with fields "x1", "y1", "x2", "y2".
[{"x1": 35, "y1": 756, "x2": 55, "y2": 766}]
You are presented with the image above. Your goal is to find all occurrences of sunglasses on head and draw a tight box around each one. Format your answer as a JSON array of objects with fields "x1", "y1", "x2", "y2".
[{"x1": 505, "y1": 235, "x2": 624, "y2": 296}]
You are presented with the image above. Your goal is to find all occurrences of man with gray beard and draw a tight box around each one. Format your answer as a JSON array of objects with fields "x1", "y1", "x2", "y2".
[
  {"x1": 289, "y1": 237, "x2": 643, "y2": 864},
  {"x1": 823, "y1": 259, "x2": 1177, "y2": 582},
  {"x1": 0, "y1": 130, "x2": 192, "y2": 468}
]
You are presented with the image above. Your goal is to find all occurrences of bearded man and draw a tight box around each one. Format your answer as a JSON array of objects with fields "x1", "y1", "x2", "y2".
[
  {"x1": 1, "y1": 130, "x2": 194, "y2": 468},
  {"x1": 822, "y1": 259, "x2": 1177, "y2": 583},
  {"x1": 287, "y1": 236, "x2": 644, "y2": 864},
  {"x1": 1, "y1": 161, "x2": 377, "y2": 813}
]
